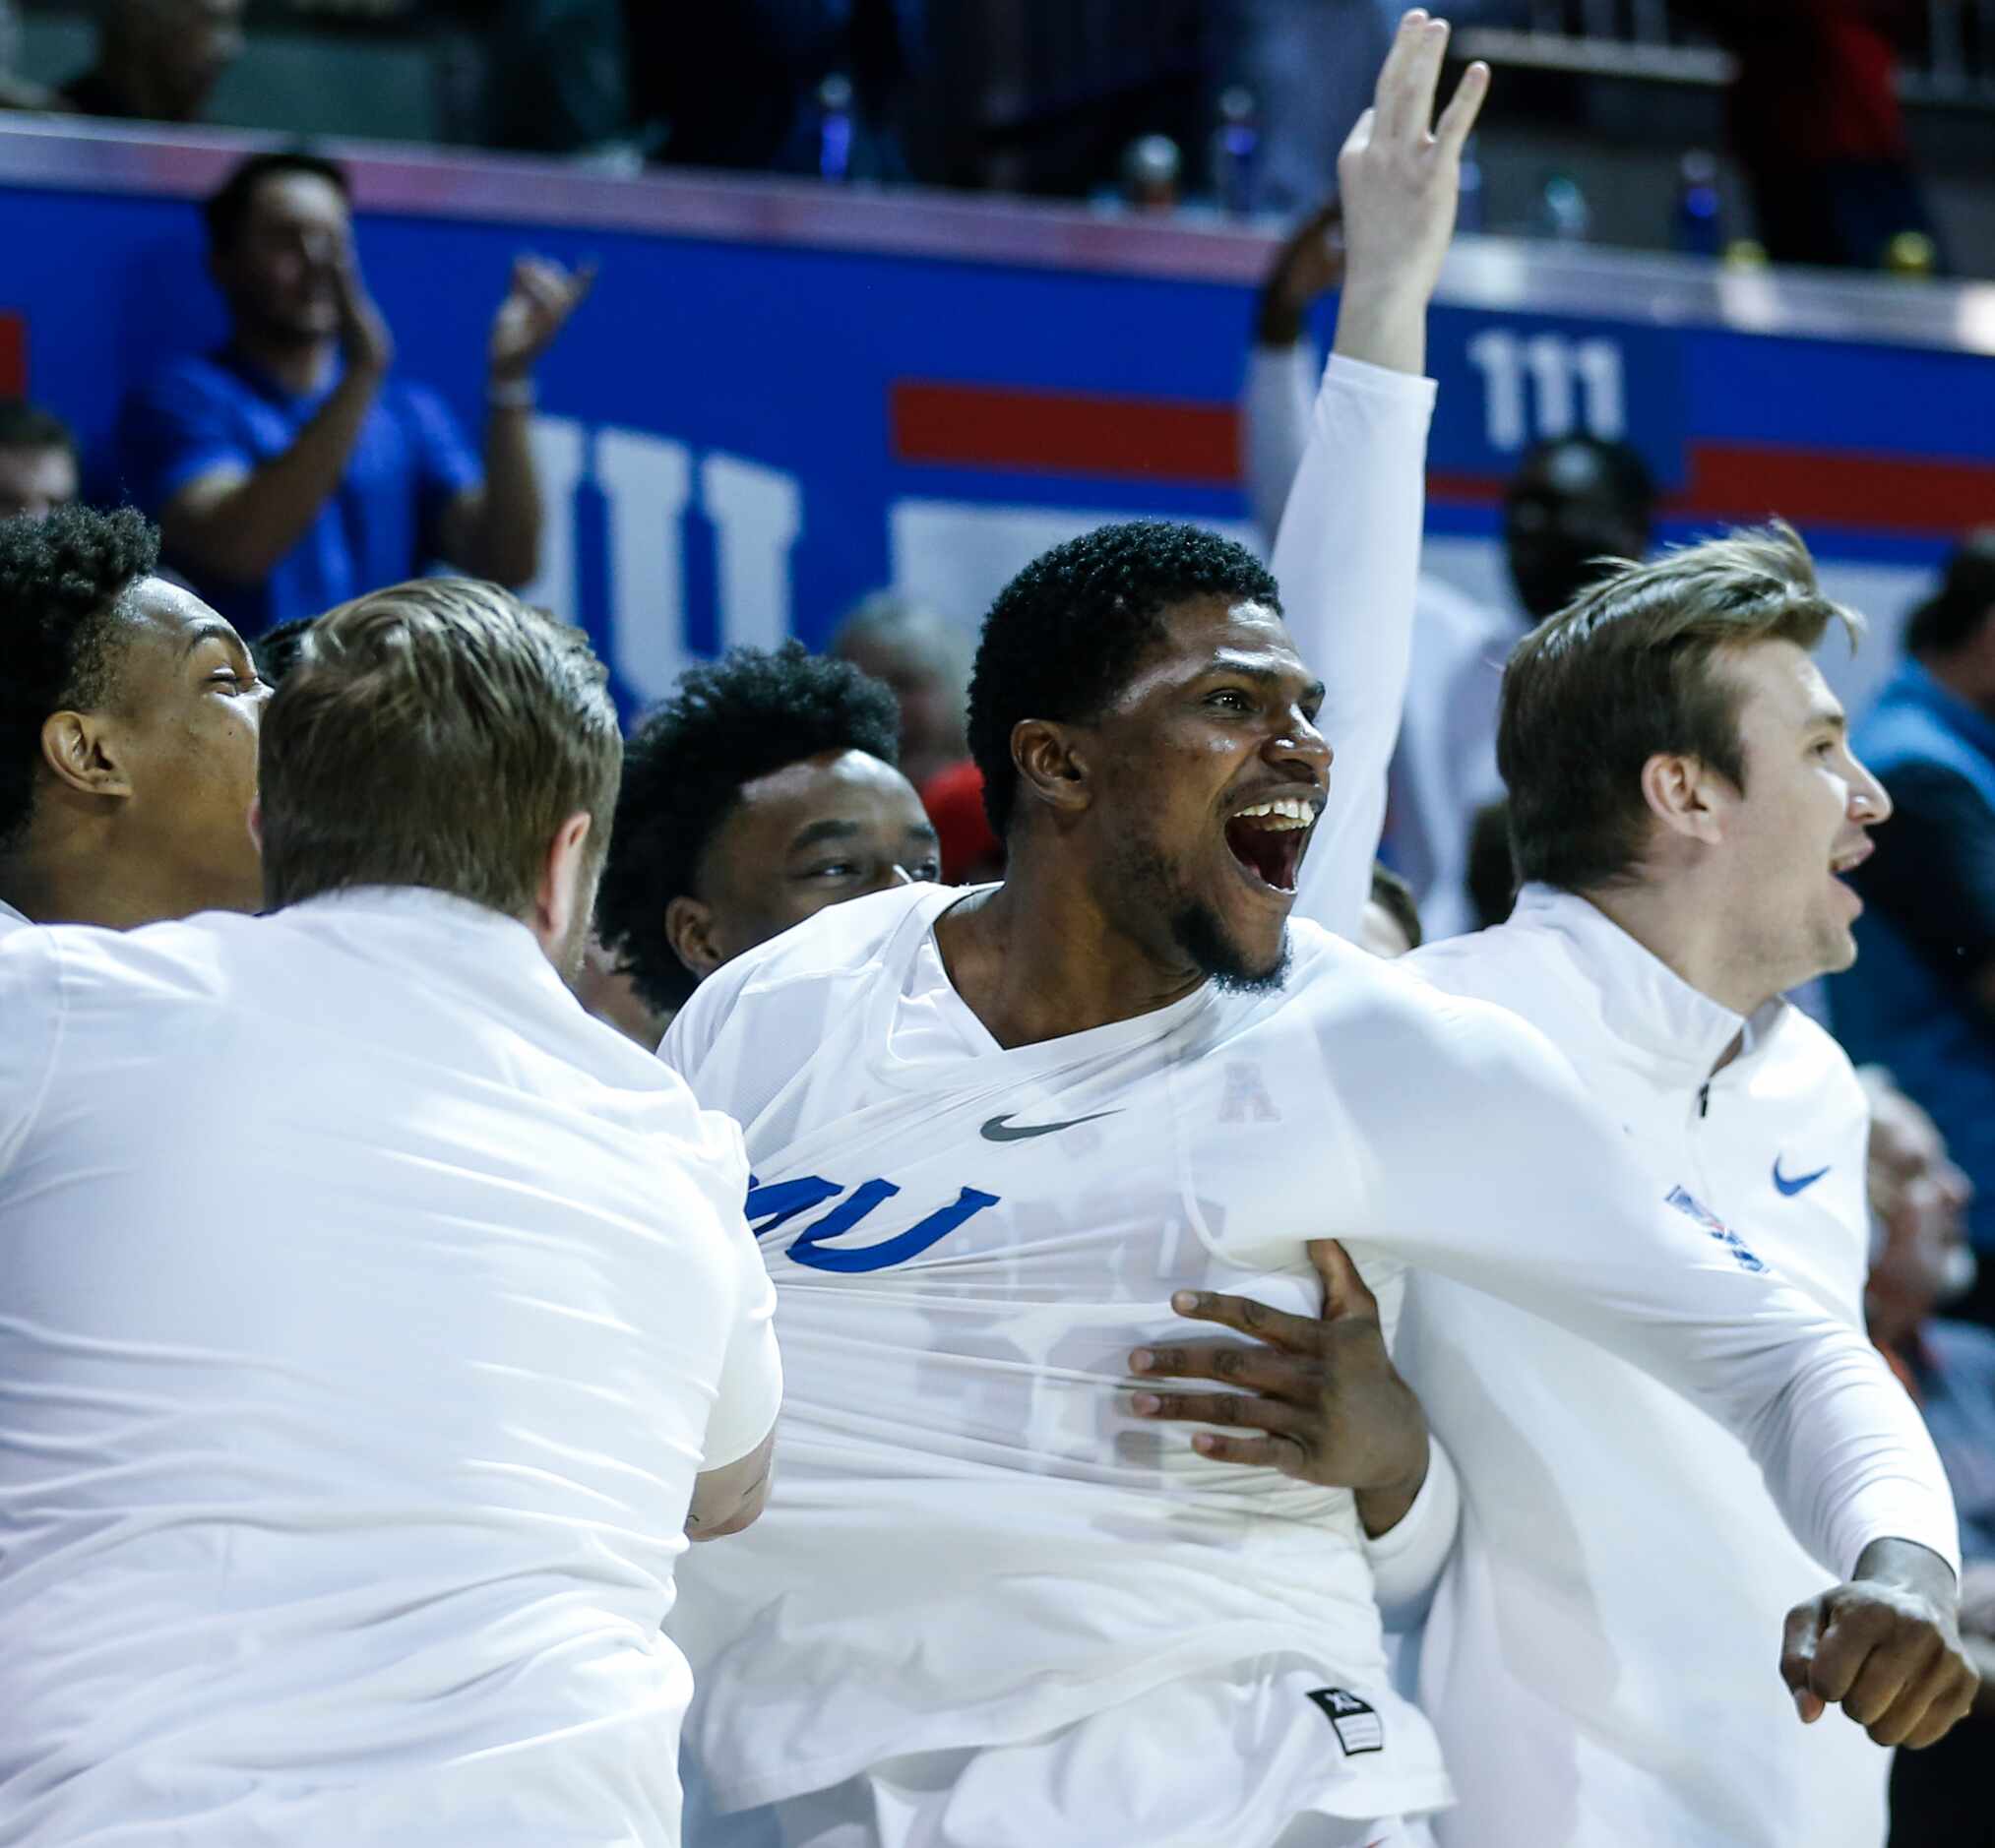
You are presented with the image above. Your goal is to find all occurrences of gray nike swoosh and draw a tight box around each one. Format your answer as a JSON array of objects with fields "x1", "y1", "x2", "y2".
[{"x1": 980, "y1": 1110, "x2": 1123, "y2": 1142}]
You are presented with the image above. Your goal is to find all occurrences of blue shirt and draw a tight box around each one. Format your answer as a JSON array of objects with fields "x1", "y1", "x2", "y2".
[
  {"x1": 1831, "y1": 659, "x2": 1995, "y2": 1254},
  {"x1": 119, "y1": 348, "x2": 481, "y2": 637},
  {"x1": 1916, "y1": 1320, "x2": 1995, "y2": 1566}
]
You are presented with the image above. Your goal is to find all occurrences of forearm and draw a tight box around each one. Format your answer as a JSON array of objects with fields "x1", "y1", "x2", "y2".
[
  {"x1": 462, "y1": 401, "x2": 541, "y2": 585},
  {"x1": 1332, "y1": 276, "x2": 1431, "y2": 380},
  {"x1": 1281, "y1": 355, "x2": 1435, "y2": 938},
  {"x1": 165, "y1": 373, "x2": 381, "y2": 581}
]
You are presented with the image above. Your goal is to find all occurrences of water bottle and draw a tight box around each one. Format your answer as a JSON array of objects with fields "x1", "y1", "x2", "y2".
[
  {"x1": 1212, "y1": 86, "x2": 1260, "y2": 217},
  {"x1": 1536, "y1": 171, "x2": 1591, "y2": 243},
  {"x1": 1673, "y1": 150, "x2": 1723, "y2": 258},
  {"x1": 817, "y1": 73, "x2": 854, "y2": 184},
  {"x1": 1121, "y1": 135, "x2": 1182, "y2": 214}
]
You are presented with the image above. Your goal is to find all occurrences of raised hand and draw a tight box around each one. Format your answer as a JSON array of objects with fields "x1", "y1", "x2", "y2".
[
  {"x1": 1128, "y1": 1238, "x2": 1430, "y2": 1535},
  {"x1": 332, "y1": 247, "x2": 394, "y2": 380},
  {"x1": 489, "y1": 256, "x2": 597, "y2": 386},
  {"x1": 1257, "y1": 201, "x2": 1344, "y2": 348},
  {"x1": 1333, "y1": 9, "x2": 1490, "y2": 374}
]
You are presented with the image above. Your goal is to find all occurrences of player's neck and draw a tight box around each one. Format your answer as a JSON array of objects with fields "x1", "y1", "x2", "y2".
[
  {"x1": 1579, "y1": 880, "x2": 1778, "y2": 1021},
  {"x1": 934, "y1": 876, "x2": 1205, "y2": 1051},
  {"x1": 2, "y1": 829, "x2": 223, "y2": 932}
]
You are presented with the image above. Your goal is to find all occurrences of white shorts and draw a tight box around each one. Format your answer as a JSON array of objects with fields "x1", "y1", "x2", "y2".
[
  {"x1": 742, "y1": 1653, "x2": 1446, "y2": 1848},
  {"x1": 770, "y1": 1765, "x2": 1435, "y2": 1848}
]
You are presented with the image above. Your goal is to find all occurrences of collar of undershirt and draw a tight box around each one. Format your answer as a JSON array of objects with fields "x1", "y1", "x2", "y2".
[{"x1": 1510, "y1": 883, "x2": 1776, "y2": 1089}]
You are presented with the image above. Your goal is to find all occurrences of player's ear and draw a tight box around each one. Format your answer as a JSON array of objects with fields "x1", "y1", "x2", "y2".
[
  {"x1": 1010, "y1": 718, "x2": 1091, "y2": 820},
  {"x1": 667, "y1": 893, "x2": 726, "y2": 983},
  {"x1": 39, "y1": 708, "x2": 136, "y2": 803},
  {"x1": 1638, "y1": 750, "x2": 1725, "y2": 848}
]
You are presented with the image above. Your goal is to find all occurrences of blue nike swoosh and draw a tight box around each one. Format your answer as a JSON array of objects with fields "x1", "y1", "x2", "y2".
[{"x1": 1773, "y1": 1159, "x2": 1831, "y2": 1198}]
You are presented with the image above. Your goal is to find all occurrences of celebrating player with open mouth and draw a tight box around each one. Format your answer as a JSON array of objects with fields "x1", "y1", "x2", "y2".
[{"x1": 661, "y1": 18, "x2": 1971, "y2": 1847}]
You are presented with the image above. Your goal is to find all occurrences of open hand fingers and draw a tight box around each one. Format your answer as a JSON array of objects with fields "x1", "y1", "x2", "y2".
[
  {"x1": 1166, "y1": 1288, "x2": 1320, "y2": 1351},
  {"x1": 1374, "y1": 11, "x2": 1449, "y2": 146},
  {"x1": 1306, "y1": 1239, "x2": 1378, "y2": 1322},
  {"x1": 1434, "y1": 57, "x2": 1491, "y2": 157},
  {"x1": 1183, "y1": 1429, "x2": 1311, "y2": 1474},
  {"x1": 1131, "y1": 1337, "x2": 1319, "y2": 1396},
  {"x1": 1129, "y1": 1386, "x2": 1310, "y2": 1437}
]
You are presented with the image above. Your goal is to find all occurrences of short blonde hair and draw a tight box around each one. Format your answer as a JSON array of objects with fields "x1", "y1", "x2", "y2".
[
  {"x1": 261, "y1": 579, "x2": 620, "y2": 914},
  {"x1": 1500, "y1": 522, "x2": 1861, "y2": 893}
]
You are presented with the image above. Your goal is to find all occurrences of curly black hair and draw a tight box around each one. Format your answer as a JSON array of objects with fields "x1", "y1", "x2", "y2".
[
  {"x1": 966, "y1": 521, "x2": 1280, "y2": 836},
  {"x1": 595, "y1": 641, "x2": 903, "y2": 1014},
  {"x1": 0, "y1": 503, "x2": 160, "y2": 853}
]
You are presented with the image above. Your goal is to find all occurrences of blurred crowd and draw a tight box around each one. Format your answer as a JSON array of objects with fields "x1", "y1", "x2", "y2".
[{"x1": 0, "y1": 0, "x2": 1959, "y2": 272}]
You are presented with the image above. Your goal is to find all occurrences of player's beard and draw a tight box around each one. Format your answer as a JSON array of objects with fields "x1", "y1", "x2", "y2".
[{"x1": 1110, "y1": 832, "x2": 1291, "y2": 996}]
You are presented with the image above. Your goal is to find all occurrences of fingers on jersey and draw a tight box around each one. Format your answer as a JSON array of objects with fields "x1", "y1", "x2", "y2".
[
  {"x1": 1130, "y1": 1337, "x2": 1322, "y2": 1394},
  {"x1": 1161, "y1": 1289, "x2": 1322, "y2": 1351},
  {"x1": 1781, "y1": 1590, "x2": 1980, "y2": 1748}
]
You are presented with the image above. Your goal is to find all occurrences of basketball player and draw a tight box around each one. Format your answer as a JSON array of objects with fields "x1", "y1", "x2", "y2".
[
  {"x1": 0, "y1": 581, "x2": 779, "y2": 1845},
  {"x1": 0, "y1": 503, "x2": 265, "y2": 934},
  {"x1": 658, "y1": 22, "x2": 1968, "y2": 1845}
]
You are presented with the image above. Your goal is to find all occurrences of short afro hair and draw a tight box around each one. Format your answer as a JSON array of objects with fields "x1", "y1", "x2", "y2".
[
  {"x1": 0, "y1": 503, "x2": 159, "y2": 852},
  {"x1": 595, "y1": 641, "x2": 903, "y2": 1014},
  {"x1": 966, "y1": 521, "x2": 1280, "y2": 836}
]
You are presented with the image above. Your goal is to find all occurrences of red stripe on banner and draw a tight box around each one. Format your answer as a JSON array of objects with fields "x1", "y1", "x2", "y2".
[
  {"x1": 1678, "y1": 443, "x2": 1995, "y2": 536},
  {"x1": 891, "y1": 380, "x2": 1240, "y2": 486},
  {"x1": 0, "y1": 313, "x2": 24, "y2": 396},
  {"x1": 891, "y1": 378, "x2": 1995, "y2": 538}
]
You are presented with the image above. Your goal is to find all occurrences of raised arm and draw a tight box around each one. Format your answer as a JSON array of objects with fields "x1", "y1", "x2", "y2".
[{"x1": 1279, "y1": 14, "x2": 1488, "y2": 939}]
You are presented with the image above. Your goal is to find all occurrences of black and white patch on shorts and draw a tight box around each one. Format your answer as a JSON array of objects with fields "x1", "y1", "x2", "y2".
[{"x1": 1306, "y1": 1687, "x2": 1384, "y2": 1756}]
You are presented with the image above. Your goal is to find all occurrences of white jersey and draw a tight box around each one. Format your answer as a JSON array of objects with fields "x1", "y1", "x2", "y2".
[
  {"x1": 661, "y1": 882, "x2": 1957, "y2": 1833},
  {"x1": 0, "y1": 889, "x2": 781, "y2": 1847},
  {"x1": 0, "y1": 896, "x2": 30, "y2": 940},
  {"x1": 1390, "y1": 886, "x2": 1891, "y2": 1846}
]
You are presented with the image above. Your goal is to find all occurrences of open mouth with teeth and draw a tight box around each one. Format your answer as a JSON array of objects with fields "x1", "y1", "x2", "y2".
[{"x1": 1223, "y1": 797, "x2": 1315, "y2": 895}]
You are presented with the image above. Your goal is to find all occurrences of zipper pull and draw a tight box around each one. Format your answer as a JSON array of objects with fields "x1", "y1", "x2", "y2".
[{"x1": 1697, "y1": 1082, "x2": 1711, "y2": 1119}]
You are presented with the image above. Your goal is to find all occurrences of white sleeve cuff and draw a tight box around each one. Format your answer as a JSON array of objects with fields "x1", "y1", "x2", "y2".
[
  {"x1": 1320, "y1": 351, "x2": 1439, "y2": 416},
  {"x1": 1363, "y1": 1437, "x2": 1461, "y2": 1625}
]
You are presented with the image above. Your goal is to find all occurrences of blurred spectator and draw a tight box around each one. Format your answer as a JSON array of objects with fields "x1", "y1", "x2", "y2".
[
  {"x1": 1832, "y1": 534, "x2": 1995, "y2": 1317},
  {"x1": 628, "y1": 0, "x2": 918, "y2": 179},
  {"x1": 594, "y1": 642, "x2": 939, "y2": 1020},
  {"x1": 0, "y1": 399, "x2": 79, "y2": 521},
  {"x1": 0, "y1": 0, "x2": 64, "y2": 112},
  {"x1": 919, "y1": 755, "x2": 1003, "y2": 886},
  {"x1": 1243, "y1": 210, "x2": 1655, "y2": 936},
  {"x1": 828, "y1": 590, "x2": 970, "y2": 790},
  {"x1": 1859, "y1": 1070, "x2": 1995, "y2": 1843},
  {"x1": 1673, "y1": 0, "x2": 1936, "y2": 271},
  {"x1": 119, "y1": 151, "x2": 591, "y2": 637},
  {"x1": 1359, "y1": 859, "x2": 1422, "y2": 958},
  {"x1": 60, "y1": 0, "x2": 245, "y2": 125},
  {"x1": 485, "y1": 0, "x2": 632, "y2": 154},
  {"x1": 1465, "y1": 794, "x2": 1515, "y2": 931}
]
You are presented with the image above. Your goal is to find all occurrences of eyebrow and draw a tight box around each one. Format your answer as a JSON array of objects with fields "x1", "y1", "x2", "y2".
[
  {"x1": 1806, "y1": 708, "x2": 1848, "y2": 735},
  {"x1": 182, "y1": 621, "x2": 247, "y2": 658},
  {"x1": 788, "y1": 816, "x2": 942, "y2": 853},
  {"x1": 1204, "y1": 655, "x2": 1327, "y2": 705}
]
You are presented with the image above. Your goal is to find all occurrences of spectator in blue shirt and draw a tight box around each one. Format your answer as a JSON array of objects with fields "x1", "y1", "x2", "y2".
[
  {"x1": 119, "y1": 151, "x2": 592, "y2": 638},
  {"x1": 1832, "y1": 535, "x2": 1995, "y2": 1320},
  {"x1": 1862, "y1": 1072, "x2": 1995, "y2": 1845}
]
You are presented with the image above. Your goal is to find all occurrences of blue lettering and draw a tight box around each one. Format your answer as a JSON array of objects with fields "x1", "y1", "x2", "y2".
[
  {"x1": 744, "y1": 1174, "x2": 844, "y2": 1238},
  {"x1": 788, "y1": 1183, "x2": 1002, "y2": 1274}
]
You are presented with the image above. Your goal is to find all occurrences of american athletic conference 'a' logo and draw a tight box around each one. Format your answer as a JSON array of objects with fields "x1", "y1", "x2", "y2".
[{"x1": 744, "y1": 1174, "x2": 1000, "y2": 1274}]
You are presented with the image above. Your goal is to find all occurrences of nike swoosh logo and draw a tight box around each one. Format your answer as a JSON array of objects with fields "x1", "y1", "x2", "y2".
[
  {"x1": 1773, "y1": 1158, "x2": 1831, "y2": 1198},
  {"x1": 980, "y1": 1110, "x2": 1123, "y2": 1142}
]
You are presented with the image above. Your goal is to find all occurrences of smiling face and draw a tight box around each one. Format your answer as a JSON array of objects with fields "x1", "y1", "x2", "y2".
[
  {"x1": 673, "y1": 747, "x2": 941, "y2": 981},
  {"x1": 215, "y1": 170, "x2": 349, "y2": 346},
  {"x1": 1077, "y1": 595, "x2": 1330, "y2": 992},
  {"x1": 91, "y1": 578, "x2": 267, "y2": 915},
  {"x1": 1703, "y1": 639, "x2": 1890, "y2": 997}
]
